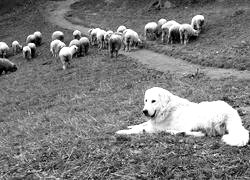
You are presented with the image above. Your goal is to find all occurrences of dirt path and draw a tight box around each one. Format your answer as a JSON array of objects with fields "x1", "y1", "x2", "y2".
[{"x1": 45, "y1": 0, "x2": 250, "y2": 80}]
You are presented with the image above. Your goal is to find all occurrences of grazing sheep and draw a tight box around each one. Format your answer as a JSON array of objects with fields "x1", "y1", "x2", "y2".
[
  {"x1": 156, "y1": 18, "x2": 167, "y2": 36},
  {"x1": 90, "y1": 28, "x2": 101, "y2": 45},
  {"x1": 79, "y1": 37, "x2": 90, "y2": 56},
  {"x1": 34, "y1": 31, "x2": 42, "y2": 46},
  {"x1": 191, "y1": 15, "x2": 205, "y2": 32},
  {"x1": 96, "y1": 29, "x2": 106, "y2": 49},
  {"x1": 109, "y1": 33, "x2": 123, "y2": 58},
  {"x1": 69, "y1": 39, "x2": 81, "y2": 57},
  {"x1": 28, "y1": 43, "x2": 36, "y2": 58},
  {"x1": 123, "y1": 29, "x2": 141, "y2": 52},
  {"x1": 26, "y1": 34, "x2": 36, "y2": 44},
  {"x1": 73, "y1": 30, "x2": 82, "y2": 40},
  {"x1": 104, "y1": 30, "x2": 114, "y2": 49},
  {"x1": 52, "y1": 31, "x2": 64, "y2": 41},
  {"x1": 12, "y1": 41, "x2": 23, "y2": 55},
  {"x1": 0, "y1": 58, "x2": 17, "y2": 75},
  {"x1": 50, "y1": 39, "x2": 66, "y2": 58},
  {"x1": 161, "y1": 20, "x2": 179, "y2": 43},
  {"x1": 0, "y1": 42, "x2": 10, "y2": 58},
  {"x1": 179, "y1": 24, "x2": 199, "y2": 45},
  {"x1": 59, "y1": 45, "x2": 78, "y2": 70},
  {"x1": 144, "y1": 22, "x2": 158, "y2": 40},
  {"x1": 117, "y1": 25, "x2": 127, "y2": 33},
  {"x1": 168, "y1": 23, "x2": 182, "y2": 44},
  {"x1": 22, "y1": 46, "x2": 32, "y2": 60}
]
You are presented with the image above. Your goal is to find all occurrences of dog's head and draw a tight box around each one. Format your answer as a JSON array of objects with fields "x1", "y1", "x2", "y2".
[{"x1": 142, "y1": 87, "x2": 171, "y2": 121}]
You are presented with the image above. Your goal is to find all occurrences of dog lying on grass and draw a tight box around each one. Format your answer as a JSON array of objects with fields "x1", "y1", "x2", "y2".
[{"x1": 116, "y1": 87, "x2": 249, "y2": 147}]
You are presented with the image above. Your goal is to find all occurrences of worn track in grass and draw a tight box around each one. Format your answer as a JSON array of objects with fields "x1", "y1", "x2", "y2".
[{"x1": 45, "y1": 0, "x2": 250, "y2": 80}]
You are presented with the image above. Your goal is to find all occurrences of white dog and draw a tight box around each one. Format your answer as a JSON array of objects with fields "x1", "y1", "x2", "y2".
[{"x1": 116, "y1": 87, "x2": 249, "y2": 147}]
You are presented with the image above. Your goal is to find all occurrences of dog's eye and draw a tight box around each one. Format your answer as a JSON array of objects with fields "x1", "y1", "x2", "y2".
[
  {"x1": 145, "y1": 99, "x2": 147, "y2": 102},
  {"x1": 152, "y1": 100, "x2": 156, "y2": 103}
]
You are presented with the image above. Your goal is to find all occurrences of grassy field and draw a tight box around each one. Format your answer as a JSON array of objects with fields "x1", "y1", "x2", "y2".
[
  {"x1": 68, "y1": 0, "x2": 250, "y2": 71},
  {"x1": 0, "y1": 0, "x2": 250, "y2": 179}
]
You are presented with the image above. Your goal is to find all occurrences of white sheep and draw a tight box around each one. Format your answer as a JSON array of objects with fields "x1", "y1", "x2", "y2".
[
  {"x1": 50, "y1": 39, "x2": 66, "y2": 58},
  {"x1": 26, "y1": 34, "x2": 36, "y2": 44},
  {"x1": 191, "y1": 15, "x2": 205, "y2": 32},
  {"x1": 73, "y1": 30, "x2": 82, "y2": 40},
  {"x1": 161, "y1": 20, "x2": 179, "y2": 43},
  {"x1": 123, "y1": 29, "x2": 141, "y2": 52},
  {"x1": 28, "y1": 43, "x2": 36, "y2": 58},
  {"x1": 168, "y1": 23, "x2": 182, "y2": 44},
  {"x1": 96, "y1": 29, "x2": 106, "y2": 49},
  {"x1": 69, "y1": 39, "x2": 81, "y2": 56},
  {"x1": 22, "y1": 46, "x2": 32, "y2": 60},
  {"x1": 52, "y1": 31, "x2": 64, "y2": 41},
  {"x1": 90, "y1": 28, "x2": 101, "y2": 45},
  {"x1": 79, "y1": 37, "x2": 90, "y2": 56},
  {"x1": 144, "y1": 22, "x2": 158, "y2": 40},
  {"x1": 59, "y1": 45, "x2": 78, "y2": 70},
  {"x1": 179, "y1": 24, "x2": 199, "y2": 45},
  {"x1": 117, "y1": 25, "x2": 127, "y2": 33},
  {"x1": 104, "y1": 30, "x2": 114, "y2": 49},
  {"x1": 12, "y1": 41, "x2": 23, "y2": 55},
  {"x1": 0, "y1": 58, "x2": 17, "y2": 75},
  {"x1": 157, "y1": 18, "x2": 167, "y2": 36},
  {"x1": 34, "y1": 31, "x2": 42, "y2": 46},
  {"x1": 109, "y1": 33, "x2": 123, "y2": 58},
  {"x1": 0, "y1": 42, "x2": 10, "y2": 58}
]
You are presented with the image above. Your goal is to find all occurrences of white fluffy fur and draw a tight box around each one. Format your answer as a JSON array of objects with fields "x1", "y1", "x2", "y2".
[
  {"x1": 12, "y1": 41, "x2": 23, "y2": 55},
  {"x1": 117, "y1": 25, "x2": 127, "y2": 33},
  {"x1": 123, "y1": 29, "x2": 141, "y2": 52},
  {"x1": 96, "y1": 29, "x2": 106, "y2": 49},
  {"x1": 179, "y1": 24, "x2": 199, "y2": 45},
  {"x1": 73, "y1": 30, "x2": 82, "y2": 40},
  {"x1": 116, "y1": 87, "x2": 249, "y2": 147},
  {"x1": 90, "y1": 28, "x2": 101, "y2": 45},
  {"x1": 28, "y1": 43, "x2": 36, "y2": 58},
  {"x1": 144, "y1": 22, "x2": 158, "y2": 40},
  {"x1": 50, "y1": 39, "x2": 66, "y2": 58},
  {"x1": 59, "y1": 45, "x2": 78, "y2": 70},
  {"x1": 0, "y1": 42, "x2": 10, "y2": 58},
  {"x1": 168, "y1": 23, "x2": 181, "y2": 44},
  {"x1": 52, "y1": 31, "x2": 64, "y2": 41},
  {"x1": 22, "y1": 46, "x2": 31, "y2": 60},
  {"x1": 191, "y1": 15, "x2": 205, "y2": 32},
  {"x1": 109, "y1": 33, "x2": 123, "y2": 58},
  {"x1": 161, "y1": 20, "x2": 179, "y2": 43},
  {"x1": 79, "y1": 37, "x2": 90, "y2": 56}
]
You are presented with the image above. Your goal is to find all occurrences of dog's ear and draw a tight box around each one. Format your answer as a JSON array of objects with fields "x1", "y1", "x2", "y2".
[{"x1": 158, "y1": 90, "x2": 171, "y2": 108}]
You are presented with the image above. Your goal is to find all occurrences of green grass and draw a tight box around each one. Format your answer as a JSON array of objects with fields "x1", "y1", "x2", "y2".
[{"x1": 0, "y1": 0, "x2": 250, "y2": 179}]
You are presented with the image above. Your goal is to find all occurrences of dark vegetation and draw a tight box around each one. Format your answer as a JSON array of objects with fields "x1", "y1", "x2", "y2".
[{"x1": 0, "y1": 0, "x2": 249, "y2": 179}]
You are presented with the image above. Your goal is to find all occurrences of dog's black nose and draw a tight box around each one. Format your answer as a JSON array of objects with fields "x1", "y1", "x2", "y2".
[{"x1": 143, "y1": 110, "x2": 148, "y2": 116}]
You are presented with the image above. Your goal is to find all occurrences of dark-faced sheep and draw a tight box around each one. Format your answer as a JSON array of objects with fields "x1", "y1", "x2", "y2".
[
  {"x1": 109, "y1": 33, "x2": 123, "y2": 58},
  {"x1": 179, "y1": 24, "x2": 199, "y2": 45},
  {"x1": 144, "y1": 22, "x2": 158, "y2": 40},
  {"x1": 168, "y1": 23, "x2": 182, "y2": 44},
  {"x1": 0, "y1": 42, "x2": 10, "y2": 58},
  {"x1": 79, "y1": 37, "x2": 90, "y2": 56},
  {"x1": 12, "y1": 41, "x2": 23, "y2": 55},
  {"x1": 123, "y1": 29, "x2": 141, "y2": 52},
  {"x1": 161, "y1": 20, "x2": 179, "y2": 43},
  {"x1": 34, "y1": 31, "x2": 42, "y2": 46},
  {"x1": 52, "y1": 31, "x2": 64, "y2": 41},
  {"x1": 0, "y1": 58, "x2": 17, "y2": 75},
  {"x1": 191, "y1": 15, "x2": 205, "y2": 32}
]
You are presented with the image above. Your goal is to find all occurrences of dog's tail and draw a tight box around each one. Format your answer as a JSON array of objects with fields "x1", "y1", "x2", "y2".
[{"x1": 222, "y1": 109, "x2": 249, "y2": 146}]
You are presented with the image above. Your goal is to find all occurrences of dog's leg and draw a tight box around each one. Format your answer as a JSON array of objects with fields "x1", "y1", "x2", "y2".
[{"x1": 116, "y1": 121, "x2": 153, "y2": 134}]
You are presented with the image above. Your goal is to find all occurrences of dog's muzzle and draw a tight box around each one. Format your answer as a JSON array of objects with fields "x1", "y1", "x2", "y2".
[{"x1": 143, "y1": 110, "x2": 156, "y2": 118}]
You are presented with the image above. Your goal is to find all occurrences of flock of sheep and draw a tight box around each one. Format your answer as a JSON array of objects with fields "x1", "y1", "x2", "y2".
[
  {"x1": 0, "y1": 14, "x2": 204, "y2": 73},
  {"x1": 145, "y1": 14, "x2": 205, "y2": 44}
]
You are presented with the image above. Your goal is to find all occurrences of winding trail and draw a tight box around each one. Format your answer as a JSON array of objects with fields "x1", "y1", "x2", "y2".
[{"x1": 45, "y1": 0, "x2": 250, "y2": 80}]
